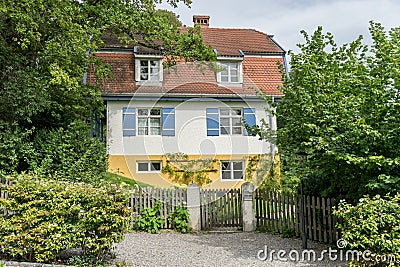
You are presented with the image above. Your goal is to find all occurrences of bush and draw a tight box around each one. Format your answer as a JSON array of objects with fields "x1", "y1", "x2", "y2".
[
  {"x1": 0, "y1": 173, "x2": 131, "y2": 264},
  {"x1": 0, "y1": 123, "x2": 34, "y2": 173},
  {"x1": 30, "y1": 121, "x2": 107, "y2": 185},
  {"x1": 334, "y1": 194, "x2": 400, "y2": 267},
  {"x1": 168, "y1": 206, "x2": 191, "y2": 233},
  {"x1": 134, "y1": 201, "x2": 165, "y2": 234}
]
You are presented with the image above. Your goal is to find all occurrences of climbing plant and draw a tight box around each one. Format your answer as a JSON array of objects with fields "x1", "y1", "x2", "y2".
[
  {"x1": 245, "y1": 154, "x2": 280, "y2": 190},
  {"x1": 162, "y1": 153, "x2": 218, "y2": 186}
]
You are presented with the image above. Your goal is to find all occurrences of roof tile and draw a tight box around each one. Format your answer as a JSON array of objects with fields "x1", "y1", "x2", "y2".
[{"x1": 95, "y1": 27, "x2": 285, "y2": 96}]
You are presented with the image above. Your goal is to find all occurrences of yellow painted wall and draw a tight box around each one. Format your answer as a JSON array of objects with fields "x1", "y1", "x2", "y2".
[{"x1": 108, "y1": 154, "x2": 275, "y2": 189}]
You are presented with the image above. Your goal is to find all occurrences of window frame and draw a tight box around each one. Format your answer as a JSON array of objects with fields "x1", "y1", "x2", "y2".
[
  {"x1": 220, "y1": 161, "x2": 244, "y2": 181},
  {"x1": 136, "y1": 161, "x2": 162, "y2": 173},
  {"x1": 139, "y1": 59, "x2": 160, "y2": 81},
  {"x1": 135, "y1": 55, "x2": 163, "y2": 84},
  {"x1": 217, "y1": 58, "x2": 243, "y2": 84},
  {"x1": 137, "y1": 108, "x2": 162, "y2": 136},
  {"x1": 219, "y1": 108, "x2": 243, "y2": 135}
]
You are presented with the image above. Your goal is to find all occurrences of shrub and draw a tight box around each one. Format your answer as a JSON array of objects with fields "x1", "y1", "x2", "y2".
[
  {"x1": 134, "y1": 201, "x2": 165, "y2": 234},
  {"x1": 0, "y1": 123, "x2": 34, "y2": 173},
  {"x1": 30, "y1": 121, "x2": 107, "y2": 185},
  {"x1": 0, "y1": 173, "x2": 131, "y2": 264},
  {"x1": 168, "y1": 206, "x2": 191, "y2": 233},
  {"x1": 334, "y1": 194, "x2": 400, "y2": 267}
]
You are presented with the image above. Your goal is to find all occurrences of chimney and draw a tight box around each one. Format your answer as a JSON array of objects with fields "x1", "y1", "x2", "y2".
[{"x1": 193, "y1": 15, "x2": 210, "y2": 28}]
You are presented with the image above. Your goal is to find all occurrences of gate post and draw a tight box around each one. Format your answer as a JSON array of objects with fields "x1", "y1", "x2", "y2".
[
  {"x1": 187, "y1": 184, "x2": 201, "y2": 231},
  {"x1": 242, "y1": 182, "x2": 255, "y2": 232}
]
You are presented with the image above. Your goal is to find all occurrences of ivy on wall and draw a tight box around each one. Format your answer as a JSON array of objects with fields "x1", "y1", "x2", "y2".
[
  {"x1": 162, "y1": 153, "x2": 218, "y2": 186},
  {"x1": 245, "y1": 154, "x2": 281, "y2": 190}
]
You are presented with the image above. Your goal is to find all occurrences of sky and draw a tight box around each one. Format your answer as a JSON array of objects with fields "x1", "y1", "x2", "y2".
[{"x1": 158, "y1": 0, "x2": 400, "y2": 53}]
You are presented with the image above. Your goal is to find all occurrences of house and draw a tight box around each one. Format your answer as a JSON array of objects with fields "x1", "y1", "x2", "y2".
[{"x1": 89, "y1": 15, "x2": 286, "y2": 188}]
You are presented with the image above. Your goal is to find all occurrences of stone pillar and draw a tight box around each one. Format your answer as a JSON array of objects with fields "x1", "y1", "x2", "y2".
[
  {"x1": 242, "y1": 182, "x2": 255, "y2": 232},
  {"x1": 187, "y1": 184, "x2": 201, "y2": 231}
]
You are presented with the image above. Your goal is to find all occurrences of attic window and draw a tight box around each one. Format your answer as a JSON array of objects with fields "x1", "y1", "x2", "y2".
[
  {"x1": 217, "y1": 60, "x2": 243, "y2": 84},
  {"x1": 140, "y1": 60, "x2": 159, "y2": 81},
  {"x1": 135, "y1": 57, "x2": 163, "y2": 84}
]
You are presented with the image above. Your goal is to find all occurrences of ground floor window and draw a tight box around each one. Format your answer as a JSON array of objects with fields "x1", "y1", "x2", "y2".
[
  {"x1": 137, "y1": 161, "x2": 162, "y2": 173},
  {"x1": 221, "y1": 161, "x2": 244, "y2": 180}
]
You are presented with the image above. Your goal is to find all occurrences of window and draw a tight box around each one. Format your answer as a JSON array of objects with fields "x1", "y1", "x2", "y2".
[
  {"x1": 206, "y1": 107, "x2": 255, "y2": 136},
  {"x1": 220, "y1": 62, "x2": 239, "y2": 83},
  {"x1": 217, "y1": 61, "x2": 242, "y2": 84},
  {"x1": 123, "y1": 107, "x2": 175, "y2": 137},
  {"x1": 221, "y1": 161, "x2": 244, "y2": 180},
  {"x1": 138, "y1": 108, "x2": 161, "y2": 135},
  {"x1": 220, "y1": 108, "x2": 243, "y2": 135},
  {"x1": 135, "y1": 57, "x2": 163, "y2": 83},
  {"x1": 137, "y1": 161, "x2": 162, "y2": 173},
  {"x1": 140, "y1": 60, "x2": 159, "y2": 81}
]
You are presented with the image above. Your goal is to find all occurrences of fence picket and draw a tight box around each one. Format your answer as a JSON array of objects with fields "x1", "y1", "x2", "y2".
[
  {"x1": 0, "y1": 179, "x2": 340, "y2": 242},
  {"x1": 312, "y1": 196, "x2": 316, "y2": 241}
]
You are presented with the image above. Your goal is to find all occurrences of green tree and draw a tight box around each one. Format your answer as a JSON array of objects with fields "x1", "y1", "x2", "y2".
[
  {"x1": 251, "y1": 22, "x2": 400, "y2": 200},
  {"x1": 0, "y1": 0, "x2": 215, "y2": 175}
]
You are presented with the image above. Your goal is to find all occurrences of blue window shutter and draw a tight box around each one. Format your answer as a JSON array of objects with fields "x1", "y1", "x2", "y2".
[
  {"x1": 162, "y1": 108, "x2": 175, "y2": 136},
  {"x1": 243, "y1": 108, "x2": 256, "y2": 136},
  {"x1": 206, "y1": 108, "x2": 219, "y2": 136},
  {"x1": 123, "y1": 107, "x2": 136, "y2": 136}
]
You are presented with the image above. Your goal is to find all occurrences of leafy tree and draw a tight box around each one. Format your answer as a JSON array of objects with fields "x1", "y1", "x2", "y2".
[
  {"x1": 250, "y1": 22, "x2": 400, "y2": 200},
  {"x1": 0, "y1": 0, "x2": 215, "y2": 175}
]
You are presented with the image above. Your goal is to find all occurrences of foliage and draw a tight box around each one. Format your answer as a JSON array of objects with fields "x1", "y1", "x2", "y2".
[
  {"x1": 253, "y1": 22, "x2": 400, "y2": 200},
  {"x1": 103, "y1": 172, "x2": 154, "y2": 188},
  {"x1": 134, "y1": 201, "x2": 165, "y2": 234},
  {"x1": 334, "y1": 194, "x2": 400, "y2": 266},
  {"x1": 0, "y1": 173, "x2": 131, "y2": 264},
  {"x1": 281, "y1": 225, "x2": 297, "y2": 238},
  {"x1": 67, "y1": 254, "x2": 106, "y2": 267},
  {"x1": 0, "y1": 124, "x2": 34, "y2": 173},
  {"x1": 29, "y1": 121, "x2": 107, "y2": 185},
  {"x1": 168, "y1": 206, "x2": 191, "y2": 233},
  {"x1": 246, "y1": 154, "x2": 282, "y2": 190},
  {"x1": 162, "y1": 153, "x2": 217, "y2": 186},
  {"x1": 0, "y1": 0, "x2": 215, "y2": 176}
]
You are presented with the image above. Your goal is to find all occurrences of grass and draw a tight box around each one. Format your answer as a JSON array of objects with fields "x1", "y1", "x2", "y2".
[{"x1": 103, "y1": 172, "x2": 152, "y2": 188}]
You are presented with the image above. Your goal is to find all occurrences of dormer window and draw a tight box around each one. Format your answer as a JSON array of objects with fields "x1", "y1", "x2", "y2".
[
  {"x1": 217, "y1": 59, "x2": 243, "y2": 85},
  {"x1": 220, "y1": 62, "x2": 239, "y2": 83},
  {"x1": 135, "y1": 55, "x2": 163, "y2": 85},
  {"x1": 140, "y1": 60, "x2": 159, "y2": 81}
]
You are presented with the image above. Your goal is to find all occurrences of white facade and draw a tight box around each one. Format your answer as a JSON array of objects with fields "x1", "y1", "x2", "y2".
[{"x1": 107, "y1": 98, "x2": 276, "y2": 157}]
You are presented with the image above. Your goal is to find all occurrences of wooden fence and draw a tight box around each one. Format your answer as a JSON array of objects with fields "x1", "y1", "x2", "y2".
[
  {"x1": 0, "y1": 178, "x2": 12, "y2": 215},
  {"x1": 0, "y1": 178, "x2": 11, "y2": 199},
  {"x1": 200, "y1": 188, "x2": 242, "y2": 230},
  {"x1": 0, "y1": 179, "x2": 341, "y2": 242},
  {"x1": 255, "y1": 189, "x2": 341, "y2": 243},
  {"x1": 128, "y1": 187, "x2": 187, "y2": 229}
]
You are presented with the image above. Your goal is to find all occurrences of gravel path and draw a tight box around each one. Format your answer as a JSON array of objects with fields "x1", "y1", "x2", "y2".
[{"x1": 112, "y1": 231, "x2": 348, "y2": 267}]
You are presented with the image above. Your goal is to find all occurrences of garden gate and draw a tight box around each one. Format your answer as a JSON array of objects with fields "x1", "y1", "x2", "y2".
[{"x1": 200, "y1": 188, "x2": 242, "y2": 230}]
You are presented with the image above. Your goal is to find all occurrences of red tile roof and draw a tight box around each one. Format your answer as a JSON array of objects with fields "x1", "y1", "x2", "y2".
[
  {"x1": 91, "y1": 55, "x2": 284, "y2": 96},
  {"x1": 200, "y1": 28, "x2": 284, "y2": 56},
  {"x1": 242, "y1": 57, "x2": 284, "y2": 95},
  {"x1": 94, "y1": 26, "x2": 285, "y2": 97}
]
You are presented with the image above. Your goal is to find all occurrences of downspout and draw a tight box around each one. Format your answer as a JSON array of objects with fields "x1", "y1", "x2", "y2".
[
  {"x1": 82, "y1": 36, "x2": 97, "y2": 137},
  {"x1": 82, "y1": 47, "x2": 90, "y2": 85},
  {"x1": 82, "y1": 35, "x2": 92, "y2": 85},
  {"x1": 269, "y1": 35, "x2": 289, "y2": 75},
  {"x1": 268, "y1": 36, "x2": 287, "y2": 166}
]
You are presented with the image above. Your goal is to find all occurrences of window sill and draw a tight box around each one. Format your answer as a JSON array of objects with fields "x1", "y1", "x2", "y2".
[
  {"x1": 136, "y1": 81, "x2": 162, "y2": 86},
  {"x1": 217, "y1": 82, "x2": 243, "y2": 87}
]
